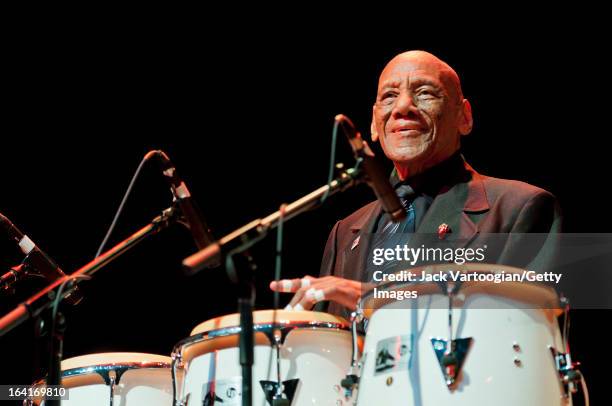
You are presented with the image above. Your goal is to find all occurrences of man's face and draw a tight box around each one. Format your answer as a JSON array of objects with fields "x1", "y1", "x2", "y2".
[{"x1": 372, "y1": 54, "x2": 466, "y2": 174}]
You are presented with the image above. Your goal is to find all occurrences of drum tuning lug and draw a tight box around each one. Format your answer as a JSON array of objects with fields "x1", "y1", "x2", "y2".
[
  {"x1": 340, "y1": 374, "x2": 359, "y2": 398},
  {"x1": 171, "y1": 352, "x2": 184, "y2": 369},
  {"x1": 108, "y1": 370, "x2": 117, "y2": 406},
  {"x1": 349, "y1": 309, "x2": 364, "y2": 323},
  {"x1": 99, "y1": 367, "x2": 128, "y2": 387},
  {"x1": 431, "y1": 337, "x2": 473, "y2": 390},
  {"x1": 549, "y1": 346, "x2": 583, "y2": 398}
]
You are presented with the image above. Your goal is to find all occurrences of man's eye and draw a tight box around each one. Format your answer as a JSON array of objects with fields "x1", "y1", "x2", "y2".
[
  {"x1": 380, "y1": 93, "x2": 397, "y2": 104},
  {"x1": 416, "y1": 89, "x2": 437, "y2": 99}
]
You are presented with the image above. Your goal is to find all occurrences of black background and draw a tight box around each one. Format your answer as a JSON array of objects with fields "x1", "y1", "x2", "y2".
[{"x1": 1, "y1": 18, "x2": 609, "y2": 405}]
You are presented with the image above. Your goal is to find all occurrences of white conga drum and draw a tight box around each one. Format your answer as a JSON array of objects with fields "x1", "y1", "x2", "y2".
[
  {"x1": 171, "y1": 310, "x2": 359, "y2": 406},
  {"x1": 26, "y1": 352, "x2": 173, "y2": 405},
  {"x1": 356, "y1": 264, "x2": 569, "y2": 406}
]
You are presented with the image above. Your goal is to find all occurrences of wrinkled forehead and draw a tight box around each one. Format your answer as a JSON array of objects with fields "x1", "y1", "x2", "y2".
[{"x1": 377, "y1": 56, "x2": 460, "y2": 97}]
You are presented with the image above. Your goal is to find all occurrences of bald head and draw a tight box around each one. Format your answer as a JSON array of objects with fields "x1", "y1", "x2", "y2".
[{"x1": 379, "y1": 51, "x2": 464, "y2": 104}]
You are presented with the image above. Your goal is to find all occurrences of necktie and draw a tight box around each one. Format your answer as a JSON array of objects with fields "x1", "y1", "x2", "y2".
[{"x1": 366, "y1": 184, "x2": 417, "y2": 279}]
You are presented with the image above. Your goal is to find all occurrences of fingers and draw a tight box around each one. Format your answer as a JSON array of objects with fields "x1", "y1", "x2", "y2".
[
  {"x1": 271, "y1": 276, "x2": 363, "y2": 311},
  {"x1": 286, "y1": 277, "x2": 335, "y2": 308},
  {"x1": 289, "y1": 277, "x2": 362, "y2": 311},
  {"x1": 288, "y1": 286, "x2": 326, "y2": 310},
  {"x1": 269, "y1": 276, "x2": 313, "y2": 293}
]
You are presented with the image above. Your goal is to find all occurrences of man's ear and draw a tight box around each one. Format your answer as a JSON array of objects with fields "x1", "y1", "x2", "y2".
[
  {"x1": 458, "y1": 99, "x2": 473, "y2": 136},
  {"x1": 370, "y1": 105, "x2": 379, "y2": 142}
]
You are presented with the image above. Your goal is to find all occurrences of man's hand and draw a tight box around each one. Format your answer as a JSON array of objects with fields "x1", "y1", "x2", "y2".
[{"x1": 269, "y1": 275, "x2": 363, "y2": 311}]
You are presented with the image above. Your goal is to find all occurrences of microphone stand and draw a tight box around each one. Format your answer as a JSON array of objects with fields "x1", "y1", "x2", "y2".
[
  {"x1": 182, "y1": 163, "x2": 365, "y2": 406},
  {"x1": 0, "y1": 205, "x2": 179, "y2": 406}
]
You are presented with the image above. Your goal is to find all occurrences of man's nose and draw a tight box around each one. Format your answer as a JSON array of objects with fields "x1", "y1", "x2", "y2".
[{"x1": 392, "y1": 91, "x2": 418, "y2": 118}]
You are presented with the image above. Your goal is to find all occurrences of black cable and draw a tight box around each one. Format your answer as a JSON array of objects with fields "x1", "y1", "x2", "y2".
[
  {"x1": 95, "y1": 150, "x2": 159, "y2": 258},
  {"x1": 320, "y1": 118, "x2": 341, "y2": 204}
]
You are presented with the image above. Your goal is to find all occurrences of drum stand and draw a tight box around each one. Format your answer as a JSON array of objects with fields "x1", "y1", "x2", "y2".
[
  {"x1": 225, "y1": 253, "x2": 259, "y2": 406},
  {"x1": 227, "y1": 247, "x2": 297, "y2": 406}
]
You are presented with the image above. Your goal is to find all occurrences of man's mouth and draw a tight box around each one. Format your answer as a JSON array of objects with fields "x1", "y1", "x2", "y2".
[
  {"x1": 394, "y1": 129, "x2": 422, "y2": 136},
  {"x1": 391, "y1": 122, "x2": 426, "y2": 136}
]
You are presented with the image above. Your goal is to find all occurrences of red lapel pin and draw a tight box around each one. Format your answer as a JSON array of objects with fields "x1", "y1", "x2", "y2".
[{"x1": 438, "y1": 223, "x2": 451, "y2": 240}]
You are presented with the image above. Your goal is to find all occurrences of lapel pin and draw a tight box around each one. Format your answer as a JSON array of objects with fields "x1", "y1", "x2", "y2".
[
  {"x1": 351, "y1": 235, "x2": 361, "y2": 250},
  {"x1": 438, "y1": 223, "x2": 451, "y2": 240}
]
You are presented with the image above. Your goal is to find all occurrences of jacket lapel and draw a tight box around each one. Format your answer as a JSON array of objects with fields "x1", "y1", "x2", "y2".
[
  {"x1": 414, "y1": 164, "x2": 489, "y2": 248},
  {"x1": 344, "y1": 202, "x2": 382, "y2": 282},
  {"x1": 339, "y1": 162, "x2": 490, "y2": 281}
]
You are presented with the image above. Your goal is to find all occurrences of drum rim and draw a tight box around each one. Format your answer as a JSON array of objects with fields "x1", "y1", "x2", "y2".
[
  {"x1": 30, "y1": 360, "x2": 171, "y2": 391},
  {"x1": 63, "y1": 360, "x2": 170, "y2": 377},
  {"x1": 173, "y1": 319, "x2": 351, "y2": 353},
  {"x1": 171, "y1": 319, "x2": 352, "y2": 368},
  {"x1": 189, "y1": 310, "x2": 349, "y2": 335}
]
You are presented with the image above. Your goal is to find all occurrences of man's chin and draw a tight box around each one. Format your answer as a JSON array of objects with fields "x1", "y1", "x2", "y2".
[
  {"x1": 384, "y1": 147, "x2": 439, "y2": 178},
  {"x1": 387, "y1": 147, "x2": 429, "y2": 165}
]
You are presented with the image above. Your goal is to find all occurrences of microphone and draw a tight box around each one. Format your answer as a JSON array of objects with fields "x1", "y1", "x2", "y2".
[
  {"x1": 153, "y1": 150, "x2": 219, "y2": 268},
  {"x1": 0, "y1": 212, "x2": 81, "y2": 303},
  {"x1": 0, "y1": 264, "x2": 25, "y2": 293},
  {"x1": 335, "y1": 114, "x2": 406, "y2": 222}
]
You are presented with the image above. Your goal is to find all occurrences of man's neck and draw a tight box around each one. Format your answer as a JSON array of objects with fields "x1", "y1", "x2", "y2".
[{"x1": 391, "y1": 151, "x2": 467, "y2": 196}]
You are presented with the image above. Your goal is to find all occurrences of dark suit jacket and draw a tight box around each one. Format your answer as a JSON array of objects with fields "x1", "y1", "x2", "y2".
[{"x1": 318, "y1": 159, "x2": 562, "y2": 316}]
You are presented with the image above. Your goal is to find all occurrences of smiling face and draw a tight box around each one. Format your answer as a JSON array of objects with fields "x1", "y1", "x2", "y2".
[{"x1": 371, "y1": 51, "x2": 472, "y2": 179}]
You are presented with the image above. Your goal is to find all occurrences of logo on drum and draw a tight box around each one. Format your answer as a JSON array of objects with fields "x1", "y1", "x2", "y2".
[{"x1": 375, "y1": 336, "x2": 412, "y2": 375}]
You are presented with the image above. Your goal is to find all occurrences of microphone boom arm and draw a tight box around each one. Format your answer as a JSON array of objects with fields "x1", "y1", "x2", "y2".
[
  {"x1": 0, "y1": 205, "x2": 180, "y2": 337},
  {"x1": 183, "y1": 163, "x2": 365, "y2": 276}
]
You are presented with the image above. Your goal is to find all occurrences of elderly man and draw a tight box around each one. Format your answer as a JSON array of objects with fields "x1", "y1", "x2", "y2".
[{"x1": 270, "y1": 50, "x2": 561, "y2": 316}]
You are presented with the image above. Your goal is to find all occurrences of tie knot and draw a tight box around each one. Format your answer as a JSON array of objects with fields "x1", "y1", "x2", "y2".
[{"x1": 395, "y1": 184, "x2": 416, "y2": 202}]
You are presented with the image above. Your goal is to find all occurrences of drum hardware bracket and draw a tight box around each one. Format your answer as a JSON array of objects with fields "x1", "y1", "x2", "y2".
[
  {"x1": 108, "y1": 370, "x2": 117, "y2": 406},
  {"x1": 551, "y1": 295, "x2": 584, "y2": 399},
  {"x1": 273, "y1": 327, "x2": 285, "y2": 402},
  {"x1": 340, "y1": 374, "x2": 359, "y2": 399},
  {"x1": 341, "y1": 309, "x2": 363, "y2": 399},
  {"x1": 259, "y1": 379, "x2": 299, "y2": 406},
  {"x1": 430, "y1": 281, "x2": 472, "y2": 389},
  {"x1": 431, "y1": 337, "x2": 473, "y2": 389},
  {"x1": 549, "y1": 346, "x2": 583, "y2": 398}
]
